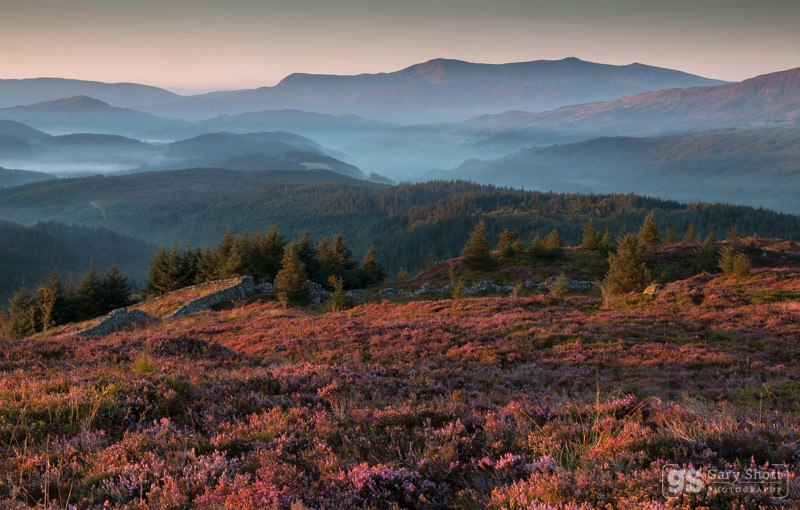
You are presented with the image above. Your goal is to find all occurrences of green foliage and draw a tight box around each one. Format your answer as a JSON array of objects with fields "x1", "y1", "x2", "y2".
[
  {"x1": 684, "y1": 223, "x2": 699, "y2": 243},
  {"x1": 142, "y1": 245, "x2": 198, "y2": 298},
  {"x1": 394, "y1": 268, "x2": 409, "y2": 283},
  {"x1": 582, "y1": 220, "x2": 600, "y2": 251},
  {"x1": 719, "y1": 246, "x2": 751, "y2": 278},
  {"x1": 604, "y1": 233, "x2": 651, "y2": 296},
  {"x1": 274, "y1": 242, "x2": 309, "y2": 303},
  {"x1": 462, "y1": 220, "x2": 496, "y2": 271},
  {"x1": 358, "y1": 245, "x2": 386, "y2": 287},
  {"x1": 450, "y1": 280, "x2": 467, "y2": 299},
  {"x1": 327, "y1": 275, "x2": 351, "y2": 312},
  {"x1": 100, "y1": 263, "x2": 131, "y2": 311},
  {"x1": 599, "y1": 230, "x2": 613, "y2": 255},
  {"x1": 692, "y1": 241, "x2": 717, "y2": 274},
  {"x1": 664, "y1": 228, "x2": 679, "y2": 244},
  {"x1": 638, "y1": 211, "x2": 661, "y2": 248},
  {"x1": 76, "y1": 263, "x2": 104, "y2": 319},
  {"x1": 497, "y1": 228, "x2": 519, "y2": 252},
  {"x1": 727, "y1": 225, "x2": 740, "y2": 242},
  {"x1": 548, "y1": 273, "x2": 571, "y2": 298}
]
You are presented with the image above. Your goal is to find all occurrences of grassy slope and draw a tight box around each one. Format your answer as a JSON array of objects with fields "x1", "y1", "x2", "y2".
[{"x1": 1, "y1": 241, "x2": 799, "y2": 508}]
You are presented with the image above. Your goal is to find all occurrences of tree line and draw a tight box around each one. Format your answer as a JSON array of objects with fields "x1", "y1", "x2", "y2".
[
  {"x1": 142, "y1": 229, "x2": 386, "y2": 299},
  {"x1": 0, "y1": 264, "x2": 131, "y2": 339}
]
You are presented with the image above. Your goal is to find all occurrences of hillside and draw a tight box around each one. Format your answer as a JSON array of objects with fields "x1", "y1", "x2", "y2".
[
  {"x1": 2, "y1": 247, "x2": 798, "y2": 507},
  {"x1": 443, "y1": 128, "x2": 800, "y2": 214},
  {"x1": 0, "y1": 96, "x2": 189, "y2": 137},
  {"x1": 142, "y1": 57, "x2": 725, "y2": 122},
  {"x1": 468, "y1": 67, "x2": 800, "y2": 136},
  {"x1": 0, "y1": 167, "x2": 56, "y2": 188},
  {"x1": 0, "y1": 220, "x2": 154, "y2": 303},
  {"x1": 0, "y1": 175, "x2": 798, "y2": 278}
]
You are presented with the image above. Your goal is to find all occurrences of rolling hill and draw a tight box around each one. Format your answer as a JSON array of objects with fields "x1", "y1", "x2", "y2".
[
  {"x1": 0, "y1": 220, "x2": 154, "y2": 303},
  {"x1": 0, "y1": 77, "x2": 182, "y2": 109},
  {"x1": 0, "y1": 172, "x2": 797, "y2": 280},
  {"x1": 0, "y1": 96, "x2": 189, "y2": 137},
  {"x1": 443, "y1": 128, "x2": 800, "y2": 214},
  {"x1": 0, "y1": 167, "x2": 56, "y2": 188}
]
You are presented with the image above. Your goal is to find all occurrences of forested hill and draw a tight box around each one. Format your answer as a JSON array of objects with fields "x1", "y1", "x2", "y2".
[
  {"x1": 0, "y1": 170, "x2": 798, "y2": 284},
  {"x1": 0, "y1": 221, "x2": 154, "y2": 303}
]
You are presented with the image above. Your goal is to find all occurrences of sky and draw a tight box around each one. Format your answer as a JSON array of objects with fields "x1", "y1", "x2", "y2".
[{"x1": 0, "y1": 0, "x2": 798, "y2": 92}]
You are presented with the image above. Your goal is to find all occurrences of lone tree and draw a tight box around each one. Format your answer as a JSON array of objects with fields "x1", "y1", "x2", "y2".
[
  {"x1": 274, "y1": 242, "x2": 310, "y2": 303},
  {"x1": 603, "y1": 233, "x2": 651, "y2": 296},
  {"x1": 638, "y1": 211, "x2": 661, "y2": 248},
  {"x1": 462, "y1": 220, "x2": 496, "y2": 271}
]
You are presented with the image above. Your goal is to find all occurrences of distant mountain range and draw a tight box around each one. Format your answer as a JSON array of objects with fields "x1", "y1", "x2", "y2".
[
  {"x1": 348, "y1": 67, "x2": 800, "y2": 176},
  {"x1": 0, "y1": 58, "x2": 727, "y2": 124},
  {"x1": 465, "y1": 67, "x2": 800, "y2": 135},
  {"x1": 140, "y1": 57, "x2": 726, "y2": 123}
]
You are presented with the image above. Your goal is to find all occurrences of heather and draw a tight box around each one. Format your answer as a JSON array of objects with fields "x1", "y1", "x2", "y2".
[{"x1": 1, "y1": 259, "x2": 799, "y2": 508}]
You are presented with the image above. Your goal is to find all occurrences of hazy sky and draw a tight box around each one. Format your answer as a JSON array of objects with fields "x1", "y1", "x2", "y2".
[{"x1": 1, "y1": 0, "x2": 798, "y2": 92}]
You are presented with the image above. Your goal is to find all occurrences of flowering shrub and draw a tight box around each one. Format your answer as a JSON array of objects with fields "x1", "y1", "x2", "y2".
[{"x1": 1, "y1": 268, "x2": 799, "y2": 508}]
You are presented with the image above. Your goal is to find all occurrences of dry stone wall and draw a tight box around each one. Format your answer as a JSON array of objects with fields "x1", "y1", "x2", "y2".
[
  {"x1": 74, "y1": 276, "x2": 254, "y2": 337},
  {"x1": 74, "y1": 309, "x2": 153, "y2": 337},
  {"x1": 166, "y1": 276, "x2": 254, "y2": 319}
]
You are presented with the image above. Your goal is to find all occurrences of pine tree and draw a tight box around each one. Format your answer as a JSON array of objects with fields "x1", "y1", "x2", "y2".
[
  {"x1": 603, "y1": 233, "x2": 651, "y2": 296},
  {"x1": 727, "y1": 225, "x2": 740, "y2": 243},
  {"x1": 39, "y1": 269, "x2": 67, "y2": 328},
  {"x1": 7, "y1": 283, "x2": 37, "y2": 338},
  {"x1": 529, "y1": 234, "x2": 547, "y2": 260},
  {"x1": 461, "y1": 220, "x2": 496, "y2": 271},
  {"x1": 296, "y1": 231, "x2": 323, "y2": 283},
  {"x1": 638, "y1": 211, "x2": 661, "y2": 248},
  {"x1": 274, "y1": 242, "x2": 309, "y2": 303},
  {"x1": 256, "y1": 228, "x2": 285, "y2": 282},
  {"x1": 331, "y1": 234, "x2": 356, "y2": 274},
  {"x1": 599, "y1": 230, "x2": 613, "y2": 255},
  {"x1": 100, "y1": 263, "x2": 131, "y2": 312},
  {"x1": 718, "y1": 246, "x2": 750, "y2": 277},
  {"x1": 544, "y1": 229, "x2": 564, "y2": 250},
  {"x1": 360, "y1": 245, "x2": 386, "y2": 286},
  {"x1": 327, "y1": 275, "x2": 351, "y2": 312},
  {"x1": 664, "y1": 228, "x2": 679, "y2": 244},
  {"x1": 498, "y1": 228, "x2": 519, "y2": 252},
  {"x1": 544, "y1": 229, "x2": 565, "y2": 259},
  {"x1": 143, "y1": 244, "x2": 197, "y2": 297},
  {"x1": 684, "y1": 223, "x2": 699, "y2": 243},
  {"x1": 76, "y1": 263, "x2": 104, "y2": 319},
  {"x1": 195, "y1": 247, "x2": 218, "y2": 283},
  {"x1": 692, "y1": 240, "x2": 717, "y2": 275},
  {"x1": 582, "y1": 220, "x2": 601, "y2": 251}
]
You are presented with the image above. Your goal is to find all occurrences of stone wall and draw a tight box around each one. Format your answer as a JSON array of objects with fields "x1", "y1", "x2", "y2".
[
  {"x1": 166, "y1": 276, "x2": 254, "y2": 319},
  {"x1": 74, "y1": 276, "x2": 254, "y2": 337},
  {"x1": 74, "y1": 308, "x2": 154, "y2": 337}
]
